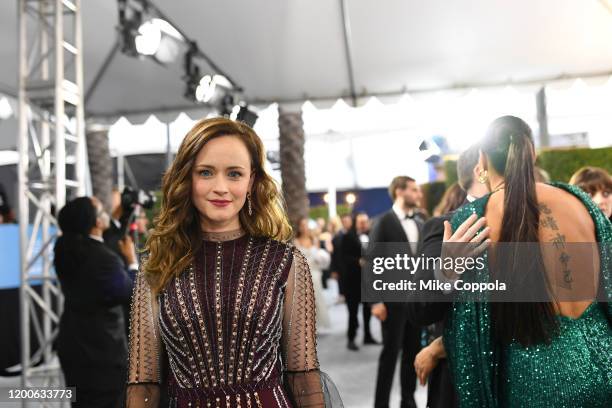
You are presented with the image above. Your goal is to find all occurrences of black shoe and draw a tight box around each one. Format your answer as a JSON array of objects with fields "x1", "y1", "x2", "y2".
[
  {"x1": 347, "y1": 340, "x2": 359, "y2": 351},
  {"x1": 363, "y1": 336, "x2": 380, "y2": 345}
]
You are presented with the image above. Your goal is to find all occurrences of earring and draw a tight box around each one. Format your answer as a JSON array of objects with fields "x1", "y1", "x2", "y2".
[
  {"x1": 247, "y1": 193, "x2": 253, "y2": 216},
  {"x1": 478, "y1": 170, "x2": 488, "y2": 184}
]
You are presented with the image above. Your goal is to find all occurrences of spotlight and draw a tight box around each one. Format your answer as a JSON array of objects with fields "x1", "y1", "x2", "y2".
[
  {"x1": 118, "y1": 1, "x2": 184, "y2": 64},
  {"x1": 195, "y1": 74, "x2": 231, "y2": 103},
  {"x1": 230, "y1": 102, "x2": 258, "y2": 127},
  {"x1": 184, "y1": 45, "x2": 234, "y2": 106},
  {"x1": 134, "y1": 20, "x2": 161, "y2": 55}
]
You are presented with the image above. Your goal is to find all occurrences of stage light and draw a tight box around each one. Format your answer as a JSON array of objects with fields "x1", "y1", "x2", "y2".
[
  {"x1": 134, "y1": 20, "x2": 161, "y2": 55},
  {"x1": 345, "y1": 193, "x2": 356, "y2": 205},
  {"x1": 118, "y1": 1, "x2": 184, "y2": 63},
  {"x1": 195, "y1": 75, "x2": 214, "y2": 102},
  {"x1": 230, "y1": 102, "x2": 258, "y2": 127},
  {"x1": 194, "y1": 74, "x2": 231, "y2": 103}
]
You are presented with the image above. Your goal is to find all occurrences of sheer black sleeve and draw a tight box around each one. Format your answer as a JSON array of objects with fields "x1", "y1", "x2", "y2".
[
  {"x1": 281, "y1": 248, "x2": 325, "y2": 407},
  {"x1": 126, "y1": 263, "x2": 162, "y2": 407}
]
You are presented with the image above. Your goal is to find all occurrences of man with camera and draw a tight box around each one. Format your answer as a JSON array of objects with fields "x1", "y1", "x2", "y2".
[{"x1": 103, "y1": 187, "x2": 155, "y2": 336}]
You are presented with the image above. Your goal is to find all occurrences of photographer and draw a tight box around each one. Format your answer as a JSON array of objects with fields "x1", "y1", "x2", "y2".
[
  {"x1": 103, "y1": 187, "x2": 154, "y2": 337},
  {"x1": 104, "y1": 187, "x2": 154, "y2": 270},
  {"x1": 54, "y1": 196, "x2": 136, "y2": 408}
]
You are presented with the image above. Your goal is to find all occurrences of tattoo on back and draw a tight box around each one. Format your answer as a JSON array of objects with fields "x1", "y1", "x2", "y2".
[{"x1": 539, "y1": 203, "x2": 572, "y2": 289}]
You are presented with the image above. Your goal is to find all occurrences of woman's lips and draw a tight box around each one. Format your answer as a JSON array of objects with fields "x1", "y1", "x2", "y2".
[{"x1": 209, "y1": 200, "x2": 231, "y2": 207}]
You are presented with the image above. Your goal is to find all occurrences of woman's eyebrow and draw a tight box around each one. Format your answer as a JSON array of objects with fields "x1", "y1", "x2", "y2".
[{"x1": 194, "y1": 164, "x2": 246, "y2": 170}]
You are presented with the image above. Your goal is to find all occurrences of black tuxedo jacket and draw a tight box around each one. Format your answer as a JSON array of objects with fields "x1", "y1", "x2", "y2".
[
  {"x1": 369, "y1": 209, "x2": 425, "y2": 309},
  {"x1": 369, "y1": 209, "x2": 425, "y2": 256},
  {"x1": 54, "y1": 236, "x2": 134, "y2": 388},
  {"x1": 404, "y1": 202, "x2": 468, "y2": 408}
]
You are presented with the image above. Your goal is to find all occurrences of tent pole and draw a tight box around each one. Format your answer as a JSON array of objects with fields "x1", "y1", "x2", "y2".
[
  {"x1": 536, "y1": 87, "x2": 550, "y2": 148},
  {"x1": 339, "y1": 0, "x2": 358, "y2": 107}
]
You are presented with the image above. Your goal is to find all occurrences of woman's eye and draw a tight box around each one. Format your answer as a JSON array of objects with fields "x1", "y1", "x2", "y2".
[
  {"x1": 228, "y1": 171, "x2": 242, "y2": 178},
  {"x1": 199, "y1": 169, "x2": 212, "y2": 177},
  {"x1": 603, "y1": 191, "x2": 611, "y2": 198}
]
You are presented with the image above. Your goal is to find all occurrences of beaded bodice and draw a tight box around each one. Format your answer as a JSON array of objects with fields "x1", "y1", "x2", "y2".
[{"x1": 126, "y1": 231, "x2": 325, "y2": 407}]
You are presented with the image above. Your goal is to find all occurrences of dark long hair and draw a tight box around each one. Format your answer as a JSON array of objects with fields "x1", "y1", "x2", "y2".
[
  {"x1": 482, "y1": 116, "x2": 557, "y2": 346},
  {"x1": 54, "y1": 197, "x2": 98, "y2": 276}
]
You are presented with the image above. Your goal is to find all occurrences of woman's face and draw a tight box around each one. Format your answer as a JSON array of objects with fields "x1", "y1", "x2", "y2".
[
  {"x1": 191, "y1": 135, "x2": 253, "y2": 231},
  {"x1": 591, "y1": 189, "x2": 612, "y2": 218}
]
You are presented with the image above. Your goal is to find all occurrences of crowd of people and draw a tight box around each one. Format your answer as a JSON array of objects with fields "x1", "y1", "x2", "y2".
[{"x1": 10, "y1": 114, "x2": 611, "y2": 407}]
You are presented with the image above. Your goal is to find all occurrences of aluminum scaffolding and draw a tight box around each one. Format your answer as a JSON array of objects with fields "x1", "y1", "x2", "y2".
[{"x1": 17, "y1": 0, "x2": 86, "y2": 405}]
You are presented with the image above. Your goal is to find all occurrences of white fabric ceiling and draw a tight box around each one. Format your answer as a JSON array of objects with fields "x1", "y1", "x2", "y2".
[{"x1": 1, "y1": 0, "x2": 612, "y2": 119}]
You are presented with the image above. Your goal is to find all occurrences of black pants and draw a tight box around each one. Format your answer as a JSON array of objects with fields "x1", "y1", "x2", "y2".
[
  {"x1": 427, "y1": 359, "x2": 459, "y2": 408},
  {"x1": 374, "y1": 305, "x2": 421, "y2": 408},
  {"x1": 71, "y1": 388, "x2": 122, "y2": 408},
  {"x1": 346, "y1": 288, "x2": 373, "y2": 341},
  {"x1": 60, "y1": 356, "x2": 124, "y2": 408}
]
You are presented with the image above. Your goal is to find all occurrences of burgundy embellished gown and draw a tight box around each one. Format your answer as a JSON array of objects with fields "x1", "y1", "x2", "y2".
[{"x1": 126, "y1": 230, "x2": 325, "y2": 407}]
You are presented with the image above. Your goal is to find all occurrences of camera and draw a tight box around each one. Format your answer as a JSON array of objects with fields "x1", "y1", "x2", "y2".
[
  {"x1": 120, "y1": 186, "x2": 155, "y2": 212},
  {"x1": 119, "y1": 187, "x2": 156, "y2": 235}
]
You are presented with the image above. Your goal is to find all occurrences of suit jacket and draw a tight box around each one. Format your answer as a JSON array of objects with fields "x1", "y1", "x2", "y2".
[
  {"x1": 369, "y1": 209, "x2": 425, "y2": 255},
  {"x1": 369, "y1": 209, "x2": 425, "y2": 310},
  {"x1": 103, "y1": 219, "x2": 127, "y2": 266},
  {"x1": 340, "y1": 229, "x2": 366, "y2": 292},
  {"x1": 54, "y1": 236, "x2": 134, "y2": 388},
  {"x1": 405, "y1": 213, "x2": 454, "y2": 327},
  {"x1": 405, "y1": 198, "x2": 470, "y2": 326},
  {"x1": 405, "y1": 202, "x2": 468, "y2": 408}
]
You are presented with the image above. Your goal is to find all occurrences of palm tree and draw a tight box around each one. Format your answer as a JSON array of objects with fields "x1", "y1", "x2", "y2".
[
  {"x1": 278, "y1": 108, "x2": 309, "y2": 230},
  {"x1": 86, "y1": 128, "x2": 113, "y2": 212}
]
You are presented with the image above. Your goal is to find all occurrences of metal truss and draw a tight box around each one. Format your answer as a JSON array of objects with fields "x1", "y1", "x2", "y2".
[{"x1": 17, "y1": 0, "x2": 86, "y2": 405}]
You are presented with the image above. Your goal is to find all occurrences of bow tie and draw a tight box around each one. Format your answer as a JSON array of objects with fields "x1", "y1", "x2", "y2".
[{"x1": 404, "y1": 213, "x2": 416, "y2": 220}]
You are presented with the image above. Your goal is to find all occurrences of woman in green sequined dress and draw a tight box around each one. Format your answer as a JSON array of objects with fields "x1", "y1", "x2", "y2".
[{"x1": 443, "y1": 116, "x2": 612, "y2": 408}]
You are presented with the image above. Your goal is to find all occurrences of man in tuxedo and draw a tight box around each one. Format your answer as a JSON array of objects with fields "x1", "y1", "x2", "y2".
[
  {"x1": 331, "y1": 214, "x2": 353, "y2": 298},
  {"x1": 408, "y1": 144, "x2": 489, "y2": 408},
  {"x1": 341, "y1": 212, "x2": 379, "y2": 350},
  {"x1": 371, "y1": 176, "x2": 426, "y2": 408}
]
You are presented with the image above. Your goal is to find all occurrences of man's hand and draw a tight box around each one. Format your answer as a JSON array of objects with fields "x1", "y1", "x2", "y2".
[
  {"x1": 414, "y1": 336, "x2": 446, "y2": 385},
  {"x1": 371, "y1": 302, "x2": 387, "y2": 321},
  {"x1": 414, "y1": 344, "x2": 439, "y2": 385}
]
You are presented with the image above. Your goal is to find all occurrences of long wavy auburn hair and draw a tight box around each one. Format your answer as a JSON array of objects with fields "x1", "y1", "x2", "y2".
[{"x1": 144, "y1": 117, "x2": 293, "y2": 293}]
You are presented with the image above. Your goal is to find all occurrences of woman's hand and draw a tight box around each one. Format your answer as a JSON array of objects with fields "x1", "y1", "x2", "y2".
[{"x1": 440, "y1": 214, "x2": 490, "y2": 279}]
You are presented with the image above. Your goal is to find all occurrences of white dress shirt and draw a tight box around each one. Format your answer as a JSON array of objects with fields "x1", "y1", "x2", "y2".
[{"x1": 392, "y1": 204, "x2": 419, "y2": 254}]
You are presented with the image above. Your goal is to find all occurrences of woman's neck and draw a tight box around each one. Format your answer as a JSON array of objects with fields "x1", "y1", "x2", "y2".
[
  {"x1": 488, "y1": 174, "x2": 505, "y2": 193},
  {"x1": 200, "y1": 217, "x2": 241, "y2": 233}
]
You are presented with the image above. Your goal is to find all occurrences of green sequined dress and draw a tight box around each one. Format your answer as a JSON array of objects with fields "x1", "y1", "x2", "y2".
[{"x1": 444, "y1": 182, "x2": 612, "y2": 408}]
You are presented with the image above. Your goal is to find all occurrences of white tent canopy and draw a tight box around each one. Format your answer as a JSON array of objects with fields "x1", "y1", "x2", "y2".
[
  {"x1": 1, "y1": 0, "x2": 612, "y2": 187},
  {"x1": 2, "y1": 0, "x2": 612, "y2": 119}
]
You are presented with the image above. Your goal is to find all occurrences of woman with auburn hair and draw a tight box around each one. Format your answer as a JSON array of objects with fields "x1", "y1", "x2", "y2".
[{"x1": 126, "y1": 118, "x2": 325, "y2": 407}]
